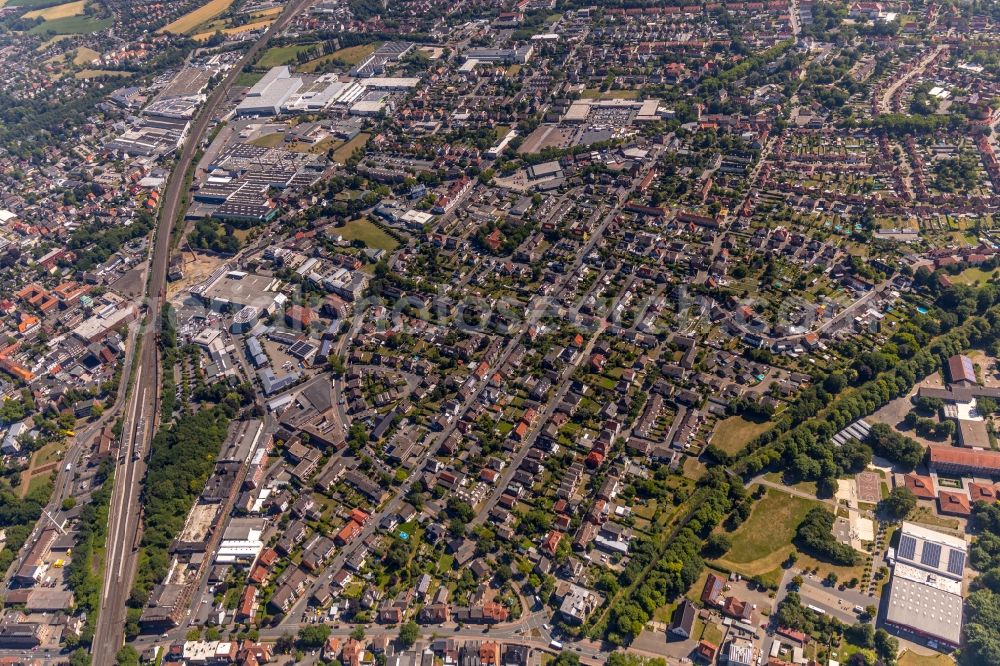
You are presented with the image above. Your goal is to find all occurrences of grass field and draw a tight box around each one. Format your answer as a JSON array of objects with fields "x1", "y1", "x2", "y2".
[
  {"x1": 233, "y1": 70, "x2": 264, "y2": 87},
  {"x1": 711, "y1": 486, "x2": 864, "y2": 585},
  {"x1": 27, "y1": 13, "x2": 110, "y2": 33},
  {"x1": 332, "y1": 132, "x2": 369, "y2": 163},
  {"x1": 36, "y1": 33, "x2": 72, "y2": 49},
  {"x1": 581, "y1": 88, "x2": 640, "y2": 99},
  {"x1": 72, "y1": 45, "x2": 99, "y2": 64},
  {"x1": 9, "y1": 0, "x2": 71, "y2": 7},
  {"x1": 711, "y1": 415, "x2": 773, "y2": 455},
  {"x1": 75, "y1": 68, "x2": 126, "y2": 78},
  {"x1": 249, "y1": 132, "x2": 285, "y2": 148},
  {"x1": 23, "y1": 0, "x2": 85, "y2": 19},
  {"x1": 337, "y1": 219, "x2": 399, "y2": 251},
  {"x1": 192, "y1": 18, "x2": 272, "y2": 41},
  {"x1": 300, "y1": 42, "x2": 381, "y2": 72},
  {"x1": 897, "y1": 651, "x2": 955, "y2": 666},
  {"x1": 21, "y1": 470, "x2": 54, "y2": 499},
  {"x1": 158, "y1": 0, "x2": 233, "y2": 34},
  {"x1": 258, "y1": 42, "x2": 318, "y2": 68},
  {"x1": 715, "y1": 487, "x2": 818, "y2": 566},
  {"x1": 951, "y1": 266, "x2": 996, "y2": 285}
]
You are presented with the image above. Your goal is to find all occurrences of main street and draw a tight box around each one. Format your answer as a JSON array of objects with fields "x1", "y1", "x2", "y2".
[{"x1": 91, "y1": 0, "x2": 316, "y2": 662}]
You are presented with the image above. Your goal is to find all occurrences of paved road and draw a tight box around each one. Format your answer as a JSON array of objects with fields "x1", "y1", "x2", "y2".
[{"x1": 92, "y1": 1, "x2": 316, "y2": 662}]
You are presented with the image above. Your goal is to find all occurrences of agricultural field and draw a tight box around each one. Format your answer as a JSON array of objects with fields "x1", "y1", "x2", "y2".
[
  {"x1": 192, "y1": 18, "x2": 273, "y2": 41},
  {"x1": 8, "y1": 0, "x2": 73, "y2": 8},
  {"x1": 158, "y1": 0, "x2": 233, "y2": 34},
  {"x1": 27, "y1": 14, "x2": 111, "y2": 34},
  {"x1": 23, "y1": 0, "x2": 85, "y2": 20}
]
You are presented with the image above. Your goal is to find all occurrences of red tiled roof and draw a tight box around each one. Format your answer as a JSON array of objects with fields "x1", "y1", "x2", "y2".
[
  {"x1": 930, "y1": 446, "x2": 1000, "y2": 472},
  {"x1": 904, "y1": 473, "x2": 936, "y2": 499},
  {"x1": 938, "y1": 490, "x2": 971, "y2": 516}
]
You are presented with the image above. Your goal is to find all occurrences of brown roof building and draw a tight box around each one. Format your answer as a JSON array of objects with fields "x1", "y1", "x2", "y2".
[
  {"x1": 938, "y1": 490, "x2": 971, "y2": 516},
  {"x1": 903, "y1": 473, "x2": 936, "y2": 499}
]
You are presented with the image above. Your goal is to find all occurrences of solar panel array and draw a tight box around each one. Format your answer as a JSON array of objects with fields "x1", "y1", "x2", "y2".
[
  {"x1": 898, "y1": 534, "x2": 917, "y2": 560},
  {"x1": 947, "y1": 549, "x2": 966, "y2": 576},
  {"x1": 921, "y1": 542, "x2": 942, "y2": 568}
]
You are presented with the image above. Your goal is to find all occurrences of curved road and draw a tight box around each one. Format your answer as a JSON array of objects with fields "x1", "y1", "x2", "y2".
[{"x1": 91, "y1": 2, "x2": 315, "y2": 663}]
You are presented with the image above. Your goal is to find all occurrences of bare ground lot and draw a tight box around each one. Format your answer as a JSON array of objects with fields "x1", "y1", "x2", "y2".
[{"x1": 518, "y1": 125, "x2": 575, "y2": 154}]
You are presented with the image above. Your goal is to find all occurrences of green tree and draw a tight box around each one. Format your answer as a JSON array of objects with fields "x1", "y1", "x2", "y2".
[
  {"x1": 704, "y1": 533, "x2": 732, "y2": 557},
  {"x1": 69, "y1": 649, "x2": 91, "y2": 666},
  {"x1": 398, "y1": 620, "x2": 419, "y2": 648},
  {"x1": 880, "y1": 487, "x2": 916, "y2": 520},
  {"x1": 115, "y1": 645, "x2": 140, "y2": 666},
  {"x1": 298, "y1": 624, "x2": 331, "y2": 647},
  {"x1": 873, "y1": 628, "x2": 898, "y2": 665}
]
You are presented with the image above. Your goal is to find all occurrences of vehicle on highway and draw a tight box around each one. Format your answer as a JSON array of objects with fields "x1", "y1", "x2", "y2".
[{"x1": 549, "y1": 640, "x2": 562, "y2": 650}]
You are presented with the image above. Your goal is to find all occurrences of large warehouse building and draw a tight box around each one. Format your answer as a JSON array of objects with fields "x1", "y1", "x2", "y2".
[
  {"x1": 885, "y1": 522, "x2": 967, "y2": 649},
  {"x1": 235, "y1": 67, "x2": 303, "y2": 116}
]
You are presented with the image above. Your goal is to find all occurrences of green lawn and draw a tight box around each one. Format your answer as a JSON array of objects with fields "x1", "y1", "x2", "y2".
[
  {"x1": 300, "y1": 42, "x2": 381, "y2": 72},
  {"x1": 27, "y1": 13, "x2": 111, "y2": 33},
  {"x1": 700, "y1": 621, "x2": 725, "y2": 646},
  {"x1": 437, "y1": 553, "x2": 454, "y2": 574},
  {"x1": 336, "y1": 219, "x2": 398, "y2": 251},
  {"x1": 711, "y1": 415, "x2": 773, "y2": 455},
  {"x1": 233, "y1": 71, "x2": 265, "y2": 87},
  {"x1": 257, "y1": 42, "x2": 319, "y2": 68},
  {"x1": 951, "y1": 266, "x2": 995, "y2": 286}
]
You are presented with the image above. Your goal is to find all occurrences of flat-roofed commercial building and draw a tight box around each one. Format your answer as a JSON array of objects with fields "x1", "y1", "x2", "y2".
[{"x1": 885, "y1": 521, "x2": 967, "y2": 649}]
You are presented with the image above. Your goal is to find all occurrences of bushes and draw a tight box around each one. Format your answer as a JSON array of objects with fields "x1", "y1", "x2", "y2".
[{"x1": 794, "y1": 508, "x2": 858, "y2": 566}]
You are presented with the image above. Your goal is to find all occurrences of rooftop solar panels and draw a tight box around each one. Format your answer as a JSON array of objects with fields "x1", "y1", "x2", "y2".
[
  {"x1": 921, "y1": 542, "x2": 942, "y2": 568},
  {"x1": 898, "y1": 534, "x2": 917, "y2": 560},
  {"x1": 947, "y1": 549, "x2": 966, "y2": 576}
]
